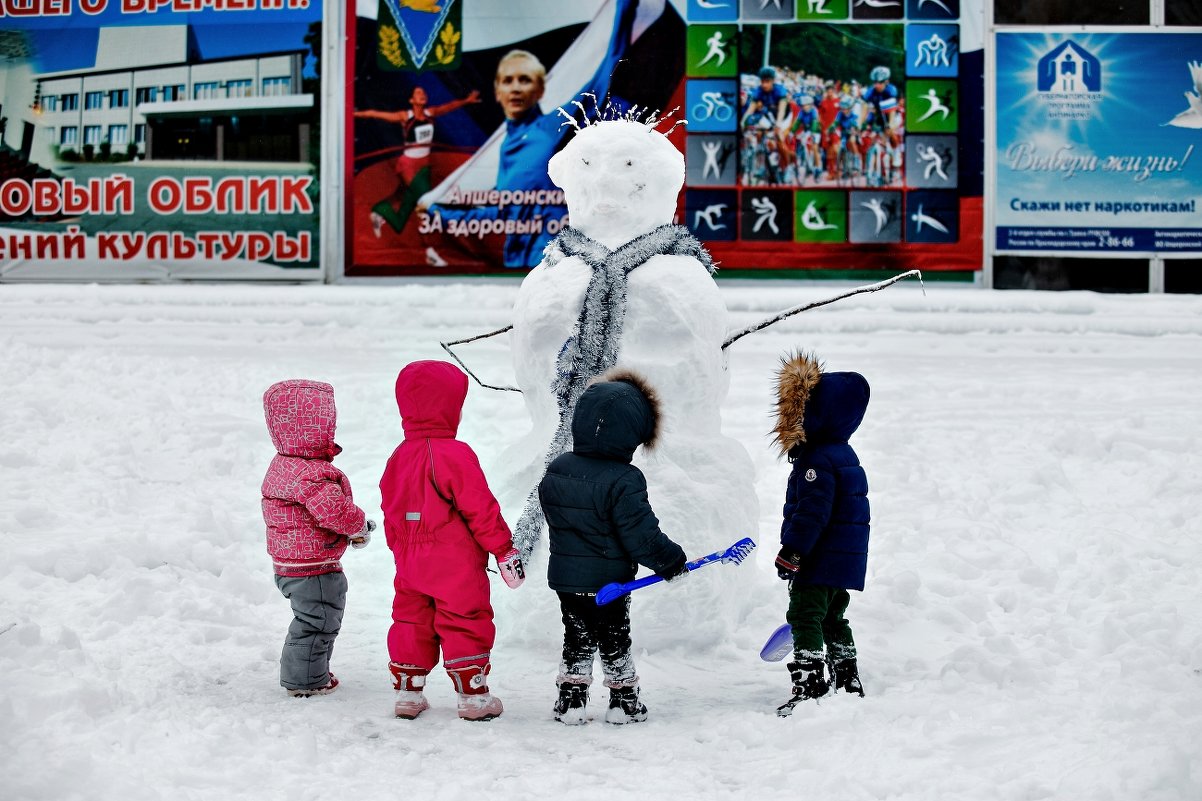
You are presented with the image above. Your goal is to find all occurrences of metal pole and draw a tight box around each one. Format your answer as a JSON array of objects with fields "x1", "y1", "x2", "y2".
[
  {"x1": 983, "y1": 0, "x2": 996, "y2": 289},
  {"x1": 322, "y1": 0, "x2": 345, "y2": 283},
  {"x1": 1150, "y1": 0, "x2": 1165, "y2": 292},
  {"x1": 1149, "y1": 257, "x2": 1166, "y2": 293}
]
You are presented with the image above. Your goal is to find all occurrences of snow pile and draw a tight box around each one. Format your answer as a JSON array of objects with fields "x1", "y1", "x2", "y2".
[{"x1": 1, "y1": 282, "x2": 1200, "y2": 801}]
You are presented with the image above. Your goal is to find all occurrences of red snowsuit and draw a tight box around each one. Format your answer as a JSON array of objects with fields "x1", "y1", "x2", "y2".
[{"x1": 380, "y1": 361, "x2": 515, "y2": 674}]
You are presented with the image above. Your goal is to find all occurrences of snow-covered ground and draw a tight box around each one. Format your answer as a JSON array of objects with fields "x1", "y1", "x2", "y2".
[{"x1": 2, "y1": 281, "x2": 1200, "y2": 801}]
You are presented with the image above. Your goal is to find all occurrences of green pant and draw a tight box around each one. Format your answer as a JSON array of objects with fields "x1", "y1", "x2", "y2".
[{"x1": 786, "y1": 583, "x2": 856, "y2": 662}]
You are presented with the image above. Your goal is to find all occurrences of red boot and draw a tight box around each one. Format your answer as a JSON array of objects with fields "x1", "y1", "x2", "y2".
[
  {"x1": 389, "y1": 662, "x2": 431, "y2": 720},
  {"x1": 446, "y1": 662, "x2": 503, "y2": 721}
]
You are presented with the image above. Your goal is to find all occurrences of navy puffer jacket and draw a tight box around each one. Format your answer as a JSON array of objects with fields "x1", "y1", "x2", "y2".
[
  {"x1": 539, "y1": 370, "x2": 687, "y2": 593},
  {"x1": 774, "y1": 352, "x2": 871, "y2": 591}
]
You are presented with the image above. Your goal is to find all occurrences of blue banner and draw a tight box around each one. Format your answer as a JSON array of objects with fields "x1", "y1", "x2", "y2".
[{"x1": 995, "y1": 31, "x2": 1202, "y2": 255}]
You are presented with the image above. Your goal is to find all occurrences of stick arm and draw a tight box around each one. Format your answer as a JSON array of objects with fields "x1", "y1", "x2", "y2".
[
  {"x1": 721, "y1": 270, "x2": 924, "y2": 350},
  {"x1": 439, "y1": 325, "x2": 522, "y2": 392}
]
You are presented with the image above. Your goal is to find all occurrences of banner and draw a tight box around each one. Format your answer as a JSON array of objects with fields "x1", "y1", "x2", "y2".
[
  {"x1": 347, "y1": 0, "x2": 684, "y2": 275},
  {"x1": 995, "y1": 31, "x2": 1202, "y2": 256},
  {"x1": 348, "y1": 0, "x2": 983, "y2": 276},
  {"x1": 694, "y1": 0, "x2": 983, "y2": 272},
  {"x1": 0, "y1": 2, "x2": 324, "y2": 281}
]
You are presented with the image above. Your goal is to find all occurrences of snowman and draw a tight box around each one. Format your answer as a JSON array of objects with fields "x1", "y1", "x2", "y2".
[{"x1": 496, "y1": 117, "x2": 759, "y2": 628}]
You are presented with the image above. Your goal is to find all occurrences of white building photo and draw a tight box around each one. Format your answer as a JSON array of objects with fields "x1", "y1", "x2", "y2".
[{"x1": 12, "y1": 24, "x2": 313, "y2": 166}]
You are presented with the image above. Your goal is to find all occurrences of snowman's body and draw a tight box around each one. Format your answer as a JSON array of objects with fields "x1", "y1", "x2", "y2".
[{"x1": 503, "y1": 119, "x2": 758, "y2": 580}]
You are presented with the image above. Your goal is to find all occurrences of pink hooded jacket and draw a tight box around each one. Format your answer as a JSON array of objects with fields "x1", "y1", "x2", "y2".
[
  {"x1": 380, "y1": 361, "x2": 513, "y2": 557},
  {"x1": 261, "y1": 379, "x2": 367, "y2": 577}
]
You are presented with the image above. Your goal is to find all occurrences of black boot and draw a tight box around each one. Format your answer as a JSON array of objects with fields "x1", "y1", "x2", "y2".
[
  {"x1": 552, "y1": 683, "x2": 589, "y2": 725},
  {"x1": 777, "y1": 657, "x2": 829, "y2": 716},
  {"x1": 832, "y1": 658, "x2": 865, "y2": 697},
  {"x1": 604, "y1": 686, "x2": 648, "y2": 725}
]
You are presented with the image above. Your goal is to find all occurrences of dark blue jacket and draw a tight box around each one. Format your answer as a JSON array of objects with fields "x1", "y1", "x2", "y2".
[
  {"x1": 777, "y1": 364, "x2": 871, "y2": 591},
  {"x1": 539, "y1": 373, "x2": 687, "y2": 593}
]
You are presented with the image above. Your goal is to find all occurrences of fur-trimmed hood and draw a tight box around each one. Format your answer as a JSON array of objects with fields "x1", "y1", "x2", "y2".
[
  {"x1": 773, "y1": 351, "x2": 869, "y2": 456},
  {"x1": 571, "y1": 367, "x2": 661, "y2": 462}
]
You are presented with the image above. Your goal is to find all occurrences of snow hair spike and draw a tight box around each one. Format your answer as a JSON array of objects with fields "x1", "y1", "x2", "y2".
[
  {"x1": 560, "y1": 93, "x2": 611, "y2": 130},
  {"x1": 582, "y1": 92, "x2": 600, "y2": 122},
  {"x1": 556, "y1": 107, "x2": 581, "y2": 131},
  {"x1": 557, "y1": 100, "x2": 682, "y2": 130},
  {"x1": 649, "y1": 105, "x2": 677, "y2": 129},
  {"x1": 595, "y1": 537, "x2": 756, "y2": 606},
  {"x1": 664, "y1": 118, "x2": 687, "y2": 136}
]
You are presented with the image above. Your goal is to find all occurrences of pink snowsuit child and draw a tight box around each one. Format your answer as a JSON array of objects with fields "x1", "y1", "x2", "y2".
[
  {"x1": 262, "y1": 379, "x2": 374, "y2": 697},
  {"x1": 381, "y1": 360, "x2": 525, "y2": 721}
]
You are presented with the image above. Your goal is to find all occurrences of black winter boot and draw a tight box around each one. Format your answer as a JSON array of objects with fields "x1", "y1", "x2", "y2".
[
  {"x1": 777, "y1": 657, "x2": 829, "y2": 716},
  {"x1": 832, "y1": 658, "x2": 865, "y2": 697},
  {"x1": 604, "y1": 686, "x2": 648, "y2": 725},
  {"x1": 552, "y1": 683, "x2": 589, "y2": 725}
]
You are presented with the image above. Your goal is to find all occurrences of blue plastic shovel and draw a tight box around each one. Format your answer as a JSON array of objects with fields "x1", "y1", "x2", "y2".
[
  {"x1": 595, "y1": 537, "x2": 757, "y2": 606},
  {"x1": 759, "y1": 623, "x2": 793, "y2": 662}
]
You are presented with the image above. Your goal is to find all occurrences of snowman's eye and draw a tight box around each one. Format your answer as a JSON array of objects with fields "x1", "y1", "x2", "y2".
[
  {"x1": 625, "y1": 160, "x2": 633, "y2": 167},
  {"x1": 581, "y1": 158, "x2": 591, "y2": 166}
]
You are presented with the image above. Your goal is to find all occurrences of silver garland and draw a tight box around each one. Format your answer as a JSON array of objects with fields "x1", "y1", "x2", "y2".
[{"x1": 512, "y1": 223, "x2": 716, "y2": 561}]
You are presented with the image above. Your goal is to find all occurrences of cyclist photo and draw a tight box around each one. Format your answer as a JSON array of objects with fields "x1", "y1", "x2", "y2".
[{"x1": 737, "y1": 23, "x2": 905, "y2": 189}]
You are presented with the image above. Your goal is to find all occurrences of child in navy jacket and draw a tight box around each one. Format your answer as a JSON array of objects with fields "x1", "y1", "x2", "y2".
[{"x1": 772, "y1": 352, "x2": 871, "y2": 714}]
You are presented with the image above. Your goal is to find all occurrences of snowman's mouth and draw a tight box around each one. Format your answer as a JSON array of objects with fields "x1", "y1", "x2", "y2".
[{"x1": 592, "y1": 202, "x2": 622, "y2": 215}]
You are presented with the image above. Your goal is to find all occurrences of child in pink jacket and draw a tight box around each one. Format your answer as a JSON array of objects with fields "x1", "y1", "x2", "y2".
[
  {"x1": 381, "y1": 360, "x2": 525, "y2": 721},
  {"x1": 262, "y1": 379, "x2": 374, "y2": 697}
]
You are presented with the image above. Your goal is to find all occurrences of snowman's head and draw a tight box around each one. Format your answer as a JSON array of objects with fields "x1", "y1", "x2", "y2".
[{"x1": 548, "y1": 119, "x2": 684, "y2": 245}]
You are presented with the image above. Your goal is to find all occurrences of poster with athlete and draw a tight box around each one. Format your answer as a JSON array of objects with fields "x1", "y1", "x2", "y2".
[
  {"x1": 347, "y1": 0, "x2": 982, "y2": 276},
  {"x1": 347, "y1": 0, "x2": 686, "y2": 276}
]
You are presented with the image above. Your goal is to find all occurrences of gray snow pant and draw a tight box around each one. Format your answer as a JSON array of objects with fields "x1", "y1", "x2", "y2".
[{"x1": 275, "y1": 571, "x2": 348, "y2": 691}]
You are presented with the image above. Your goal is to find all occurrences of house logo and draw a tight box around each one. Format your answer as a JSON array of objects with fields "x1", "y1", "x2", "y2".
[{"x1": 1037, "y1": 41, "x2": 1100, "y2": 94}]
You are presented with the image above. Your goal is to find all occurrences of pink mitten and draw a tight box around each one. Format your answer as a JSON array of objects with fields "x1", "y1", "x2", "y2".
[{"x1": 497, "y1": 548, "x2": 525, "y2": 589}]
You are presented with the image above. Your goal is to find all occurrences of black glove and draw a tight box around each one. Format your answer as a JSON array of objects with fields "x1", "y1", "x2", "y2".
[
  {"x1": 657, "y1": 554, "x2": 689, "y2": 584},
  {"x1": 775, "y1": 546, "x2": 802, "y2": 581}
]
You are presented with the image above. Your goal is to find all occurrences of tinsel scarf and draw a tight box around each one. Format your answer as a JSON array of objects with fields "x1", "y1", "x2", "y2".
[{"x1": 512, "y1": 223, "x2": 716, "y2": 561}]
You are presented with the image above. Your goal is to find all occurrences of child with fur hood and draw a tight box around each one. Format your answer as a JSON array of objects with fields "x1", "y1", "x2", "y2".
[
  {"x1": 261, "y1": 379, "x2": 375, "y2": 698},
  {"x1": 772, "y1": 352, "x2": 871, "y2": 715},
  {"x1": 538, "y1": 369, "x2": 688, "y2": 726},
  {"x1": 380, "y1": 360, "x2": 525, "y2": 722}
]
